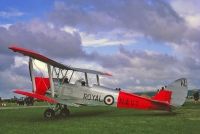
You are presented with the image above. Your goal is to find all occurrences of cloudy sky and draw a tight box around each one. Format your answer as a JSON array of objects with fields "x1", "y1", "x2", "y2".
[{"x1": 0, "y1": 0, "x2": 200, "y2": 98}]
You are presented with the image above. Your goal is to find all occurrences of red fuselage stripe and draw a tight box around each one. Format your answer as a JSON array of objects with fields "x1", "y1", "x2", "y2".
[{"x1": 117, "y1": 91, "x2": 170, "y2": 111}]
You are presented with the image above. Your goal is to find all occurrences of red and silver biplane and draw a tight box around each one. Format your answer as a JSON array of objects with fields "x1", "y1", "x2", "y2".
[{"x1": 9, "y1": 46, "x2": 188, "y2": 119}]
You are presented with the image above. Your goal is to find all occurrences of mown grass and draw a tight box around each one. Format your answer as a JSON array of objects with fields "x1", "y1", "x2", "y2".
[
  {"x1": 2, "y1": 101, "x2": 48, "y2": 107},
  {"x1": 0, "y1": 101, "x2": 200, "y2": 134}
]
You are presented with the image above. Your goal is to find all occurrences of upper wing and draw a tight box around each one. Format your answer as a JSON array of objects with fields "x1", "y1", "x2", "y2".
[{"x1": 9, "y1": 46, "x2": 112, "y2": 76}]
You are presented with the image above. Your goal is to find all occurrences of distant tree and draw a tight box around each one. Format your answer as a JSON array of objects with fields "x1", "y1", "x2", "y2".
[
  {"x1": 24, "y1": 97, "x2": 34, "y2": 106},
  {"x1": 14, "y1": 96, "x2": 17, "y2": 100},
  {"x1": 193, "y1": 91, "x2": 199, "y2": 102}
]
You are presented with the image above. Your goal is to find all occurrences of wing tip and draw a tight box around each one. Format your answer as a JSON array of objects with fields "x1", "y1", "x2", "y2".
[
  {"x1": 8, "y1": 46, "x2": 15, "y2": 51},
  {"x1": 9, "y1": 45, "x2": 22, "y2": 52}
]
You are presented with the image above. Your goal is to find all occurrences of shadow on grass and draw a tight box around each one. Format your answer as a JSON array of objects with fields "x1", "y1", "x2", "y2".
[
  {"x1": 1, "y1": 108, "x2": 179, "y2": 123},
  {"x1": 29, "y1": 109, "x2": 115, "y2": 122},
  {"x1": 130, "y1": 111, "x2": 178, "y2": 117},
  {"x1": 42, "y1": 109, "x2": 178, "y2": 121},
  {"x1": 70, "y1": 110, "x2": 114, "y2": 118}
]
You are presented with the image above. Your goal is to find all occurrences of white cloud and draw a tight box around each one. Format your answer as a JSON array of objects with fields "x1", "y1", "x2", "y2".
[
  {"x1": 0, "y1": 24, "x2": 12, "y2": 29},
  {"x1": 2, "y1": 0, "x2": 200, "y2": 98},
  {"x1": 0, "y1": 9, "x2": 24, "y2": 18},
  {"x1": 13, "y1": 56, "x2": 48, "y2": 77},
  {"x1": 170, "y1": 0, "x2": 200, "y2": 28},
  {"x1": 185, "y1": 15, "x2": 200, "y2": 28},
  {"x1": 62, "y1": 26, "x2": 140, "y2": 47},
  {"x1": 80, "y1": 32, "x2": 137, "y2": 47},
  {"x1": 0, "y1": 69, "x2": 31, "y2": 97},
  {"x1": 13, "y1": 56, "x2": 28, "y2": 68},
  {"x1": 61, "y1": 26, "x2": 78, "y2": 35}
]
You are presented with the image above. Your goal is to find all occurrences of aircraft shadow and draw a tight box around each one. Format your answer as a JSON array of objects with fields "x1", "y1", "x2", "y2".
[
  {"x1": 128, "y1": 111, "x2": 178, "y2": 117},
  {"x1": 8, "y1": 109, "x2": 178, "y2": 122},
  {"x1": 70, "y1": 110, "x2": 114, "y2": 118},
  {"x1": 55, "y1": 110, "x2": 178, "y2": 121}
]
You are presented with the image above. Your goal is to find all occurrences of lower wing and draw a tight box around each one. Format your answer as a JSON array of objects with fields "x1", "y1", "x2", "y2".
[{"x1": 14, "y1": 89, "x2": 58, "y2": 104}]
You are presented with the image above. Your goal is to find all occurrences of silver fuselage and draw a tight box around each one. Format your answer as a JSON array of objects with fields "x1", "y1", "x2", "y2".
[{"x1": 53, "y1": 81, "x2": 119, "y2": 107}]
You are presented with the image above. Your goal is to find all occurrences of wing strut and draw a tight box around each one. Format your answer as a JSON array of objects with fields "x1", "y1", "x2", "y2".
[
  {"x1": 69, "y1": 70, "x2": 74, "y2": 82},
  {"x1": 96, "y1": 75, "x2": 100, "y2": 86},
  {"x1": 85, "y1": 72, "x2": 89, "y2": 86},
  {"x1": 47, "y1": 64, "x2": 55, "y2": 97},
  {"x1": 29, "y1": 58, "x2": 36, "y2": 92}
]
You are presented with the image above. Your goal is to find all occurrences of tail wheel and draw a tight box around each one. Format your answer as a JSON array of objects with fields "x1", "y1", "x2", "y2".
[
  {"x1": 60, "y1": 108, "x2": 70, "y2": 118},
  {"x1": 44, "y1": 108, "x2": 55, "y2": 119}
]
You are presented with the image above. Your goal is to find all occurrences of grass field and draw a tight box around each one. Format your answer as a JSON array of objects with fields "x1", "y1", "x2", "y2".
[{"x1": 0, "y1": 101, "x2": 200, "y2": 134}]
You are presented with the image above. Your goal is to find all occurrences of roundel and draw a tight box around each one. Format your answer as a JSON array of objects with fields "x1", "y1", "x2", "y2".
[{"x1": 104, "y1": 95, "x2": 114, "y2": 105}]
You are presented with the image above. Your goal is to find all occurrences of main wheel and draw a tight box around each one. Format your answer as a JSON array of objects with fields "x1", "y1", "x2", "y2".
[
  {"x1": 60, "y1": 108, "x2": 70, "y2": 118},
  {"x1": 44, "y1": 108, "x2": 55, "y2": 119}
]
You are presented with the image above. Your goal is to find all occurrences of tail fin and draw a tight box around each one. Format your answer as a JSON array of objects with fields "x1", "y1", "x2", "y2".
[
  {"x1": 166, "y1": 78, "x2": 188, "y2": 107},
  {"x1": 152, "y1": 90, "x2": 172, "y2": 103},
  {"x1": 35, "y1": 77, "x2": 50, "y2": 95}
]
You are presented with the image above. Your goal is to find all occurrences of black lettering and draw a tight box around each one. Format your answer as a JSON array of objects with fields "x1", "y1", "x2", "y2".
[
  {"x1": 181, "y1": 79, "x2": 187, "y2": 87},
  {"x1": 95, "y1": 95, "x2": 99, "y2": 101},
  {"x1": 92, "y1": 94, "x2": 96, "y2": 100},
  {"x1": 88, "y1": 94, "x2": 91, "y2": 100},
  {"x1": 125, "y1": 99, "x2": 129, "y2": 105},
  {"x1": 130, "y1": 100, "x2": 134, "y2": 106},
  {"x1": 83, "y1": 93, "x2": 104, "y2": 102},
  {"x1": 130, "y1": 100, "x2": 139, "y2": 107},
  {"x1": 83, "y1": 93, "x2": 87, "y2": 100},
  {"x1": 99, "y1": 96, "x2": 103, "y2": 102}
]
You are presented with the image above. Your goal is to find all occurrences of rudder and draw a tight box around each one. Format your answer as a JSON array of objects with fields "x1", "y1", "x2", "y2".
[{"x1": 166, "y1": 78, "x2": 188, "y2": 107}]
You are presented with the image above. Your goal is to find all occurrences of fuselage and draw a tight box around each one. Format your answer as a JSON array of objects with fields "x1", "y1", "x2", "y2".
[{"x1": 54, "y1": 82, "x2": 119, "y2": 107}]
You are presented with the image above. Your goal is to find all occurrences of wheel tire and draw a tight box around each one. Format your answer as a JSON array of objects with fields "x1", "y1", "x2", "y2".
[
  {"x1": 60, "y1": 108, "x2": 70, "y2": 118},
  {"x1": 44, "y1": 108, "x2": 55, "y2": 119}
]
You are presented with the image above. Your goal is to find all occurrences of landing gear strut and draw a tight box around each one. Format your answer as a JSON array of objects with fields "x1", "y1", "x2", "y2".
[
  {"x1": 59, "y1": 105, "x2": 70, "y2": 118},
  {"x1": 44, "y1": 104, "x2": 70, "y2": 119},
  {"x1": 44, "y1": 108, "x2": 55, "y2": 119}
]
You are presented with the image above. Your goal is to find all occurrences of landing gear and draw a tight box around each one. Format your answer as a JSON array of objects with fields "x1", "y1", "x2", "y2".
[
  {"x1": 44, "y1": 108, "x2": 55, "y2": 119},
  {"x1": 43, "y1": 104, "x2": 70, "y2": 119},
  {"x1": 59, "y1": 107, "x2": 70, "y2": 118}
]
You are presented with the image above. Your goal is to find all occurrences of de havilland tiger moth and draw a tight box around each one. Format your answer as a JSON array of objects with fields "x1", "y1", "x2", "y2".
[{"x1": 9, "y1": 46, "x2": 188, "y2": 119}]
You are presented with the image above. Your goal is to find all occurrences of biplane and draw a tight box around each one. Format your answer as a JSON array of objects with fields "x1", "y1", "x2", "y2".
[{"x1": 9, "y1": 46, "x2": 188, "y2": 119}]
